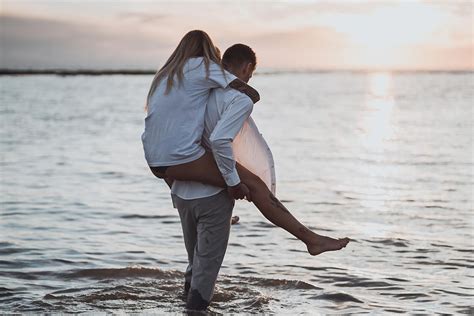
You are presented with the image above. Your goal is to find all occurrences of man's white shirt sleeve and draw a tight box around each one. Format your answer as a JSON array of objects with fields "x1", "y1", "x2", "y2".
[{"x1": 209, "y1": 94, "x2": 254, "y2": 187}]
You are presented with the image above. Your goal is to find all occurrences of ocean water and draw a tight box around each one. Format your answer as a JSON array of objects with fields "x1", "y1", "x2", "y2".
[{"x1": 0, "y1": 71, "x2": 473, "y2": 314}]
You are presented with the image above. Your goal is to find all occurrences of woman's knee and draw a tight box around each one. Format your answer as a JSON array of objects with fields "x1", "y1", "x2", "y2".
[{"x1": 149, "y1": 166, "x2": 166, "y2": 179}]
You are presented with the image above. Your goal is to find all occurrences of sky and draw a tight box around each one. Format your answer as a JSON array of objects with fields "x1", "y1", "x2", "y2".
[{"x1": 0, "y1": 0, "x2": 473, "y2": 71}]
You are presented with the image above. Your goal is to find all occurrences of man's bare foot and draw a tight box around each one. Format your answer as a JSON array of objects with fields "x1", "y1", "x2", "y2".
[
  {"x1": 306, "y1": 235, "x2": 350, "y2": 256},
  {"x1": 231, "y1": 216, "x2": 240, "y2": 225}
]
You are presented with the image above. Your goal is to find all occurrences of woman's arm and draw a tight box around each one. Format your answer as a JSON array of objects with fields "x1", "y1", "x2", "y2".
[
  {"x1": 228, "y1": 79, "x2": 260, "y2": 103},
  {"x1": 201, "y1": 60, "x2": 260, "y2": 103}
]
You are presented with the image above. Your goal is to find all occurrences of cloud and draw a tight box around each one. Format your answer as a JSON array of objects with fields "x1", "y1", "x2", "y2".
[
  {"x1": 240, "y1": 27, "x2": 349, "y2": 69},
  {"x1": 425, "y1": 0, "x2": 474, "y2": 17},
  {"x1": 414, "y1": 43, "x2": 474, "y2": 70},
  {"x1": 117, "y1": 12, "x2": 168, "y2": 24},
  {"x1": 0, "y1": 14, "x2": 175, "y2": 69}
]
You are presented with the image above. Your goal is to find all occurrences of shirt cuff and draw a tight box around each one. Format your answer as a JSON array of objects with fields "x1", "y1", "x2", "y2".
[{"x1": 223, "y1": 169, "x2": 240, "y2": 187}]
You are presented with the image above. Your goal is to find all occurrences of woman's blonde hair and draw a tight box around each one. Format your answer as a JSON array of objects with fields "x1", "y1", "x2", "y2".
[{"x1": 145, "y1": 30, "x2": 223, "y2": 110}]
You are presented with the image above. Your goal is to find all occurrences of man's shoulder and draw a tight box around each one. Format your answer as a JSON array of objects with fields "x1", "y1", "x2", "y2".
[
  {"x1": 208, "y1": 87, "x2": 253, "y2": 117},
  {"x1": 220, "y1": 87, "x2": 253, "y2": 105}
]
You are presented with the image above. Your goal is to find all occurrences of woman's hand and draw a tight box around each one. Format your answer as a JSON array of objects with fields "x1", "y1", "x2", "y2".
[{"x1": 227, "y1": 183, "x2": 252, "y2": 202}]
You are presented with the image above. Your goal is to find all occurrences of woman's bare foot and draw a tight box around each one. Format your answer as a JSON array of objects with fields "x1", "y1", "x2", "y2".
[{"x1": 306, "y1": 235, "x2": 350, "y2": 256}]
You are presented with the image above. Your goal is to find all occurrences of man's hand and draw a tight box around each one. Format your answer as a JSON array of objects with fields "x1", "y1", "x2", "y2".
[{"x1": 227, "y1": 183, "x2": 252, "y2": 202}]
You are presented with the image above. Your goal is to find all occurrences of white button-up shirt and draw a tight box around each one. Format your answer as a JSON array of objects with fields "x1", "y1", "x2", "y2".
[{"x1": 141, "y1": 57, "x2": 236, "y2": 167}]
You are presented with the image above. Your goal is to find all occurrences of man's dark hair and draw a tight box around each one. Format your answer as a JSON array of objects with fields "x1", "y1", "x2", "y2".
[{"x1": 222, "y1": 44, "x2": 257, "y2": 69}]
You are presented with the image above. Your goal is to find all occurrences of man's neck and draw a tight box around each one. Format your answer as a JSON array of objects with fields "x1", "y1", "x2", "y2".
[{"x1": 225, "y1": 67, "x2": 242, "y2": 81}]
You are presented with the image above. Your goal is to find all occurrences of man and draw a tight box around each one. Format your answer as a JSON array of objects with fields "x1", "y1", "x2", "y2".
[{"x1": 171, "y1": 44, "x2": 258, "y2": 311}]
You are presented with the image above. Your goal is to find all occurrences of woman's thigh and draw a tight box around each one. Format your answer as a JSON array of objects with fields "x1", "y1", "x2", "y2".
[
  {"x1": 165, "y1": 151, "x2": 227, "y2": 187},
  {"x1": 154, "y1": 151, "x2": 265, "y2": 190}
]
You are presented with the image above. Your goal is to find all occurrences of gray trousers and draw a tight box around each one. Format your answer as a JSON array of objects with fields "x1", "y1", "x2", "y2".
[{"x1": 172, "y1": 190, "x2": 234, "y2": 303}]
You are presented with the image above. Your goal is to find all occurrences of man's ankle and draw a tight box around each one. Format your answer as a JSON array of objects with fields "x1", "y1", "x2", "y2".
[
  {"x1": 184, "y1": 281, "x2": 191, "y2": 295},
  {"x1": 186, "y1": 289, "x2": 209, "y2": 311}
]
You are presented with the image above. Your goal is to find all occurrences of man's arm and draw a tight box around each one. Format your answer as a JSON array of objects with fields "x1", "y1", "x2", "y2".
[{"x1": 208, "y1": 94, "x2": 254, "y2": 196}]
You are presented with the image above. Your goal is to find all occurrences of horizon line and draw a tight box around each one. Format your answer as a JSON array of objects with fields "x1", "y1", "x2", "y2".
[{"x1": 0, "y1": 68, "x2": 472, "y2": 76}]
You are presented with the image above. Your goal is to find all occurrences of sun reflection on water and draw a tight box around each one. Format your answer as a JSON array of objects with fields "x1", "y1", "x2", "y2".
[
  {"x1": 358, "y1": 72, "x2": 397, "y2": 216},
  {"x1": 361, "y1": 72, "x2": 395, "y2": 150}
]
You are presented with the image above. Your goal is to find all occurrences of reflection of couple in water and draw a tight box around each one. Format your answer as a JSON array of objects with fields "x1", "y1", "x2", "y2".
[{"x1": 141, "y1": 30, "x2": 350, "y2": 311}]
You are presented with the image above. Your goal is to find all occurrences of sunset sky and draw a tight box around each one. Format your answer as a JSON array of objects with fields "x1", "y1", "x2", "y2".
[{"x1": 1, "y1": 0, "x2": 473, "y2": 70}]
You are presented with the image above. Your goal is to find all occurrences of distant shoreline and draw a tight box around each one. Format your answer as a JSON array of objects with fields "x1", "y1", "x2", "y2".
[
  {"x1": 0, "y1": 68, "x2": 472, "y2": 76},
  {"x1": 0, "y1": 69, "x2": 156, "y2": 76}
]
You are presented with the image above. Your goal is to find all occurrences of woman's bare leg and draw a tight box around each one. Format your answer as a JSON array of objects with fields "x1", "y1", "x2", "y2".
[
  {"x1": 163, "y1": 152, "x2": 226, "y2": 187},
  {"x1": 235, "y1": 163, "x2": 349, "y2": 255},
  {"x1": 158, "y1": 152, "x2": 350, "y2": 255}
]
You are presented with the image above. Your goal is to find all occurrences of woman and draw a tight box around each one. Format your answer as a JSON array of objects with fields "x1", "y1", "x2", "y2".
[{"x1": 142, "y1": 30, "x2": 350, "y2": 255}]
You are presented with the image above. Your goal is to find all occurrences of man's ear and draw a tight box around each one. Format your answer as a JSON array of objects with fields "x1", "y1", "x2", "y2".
[{"x1": 245, "y1": 62, "x2": 254, "y2": 74}]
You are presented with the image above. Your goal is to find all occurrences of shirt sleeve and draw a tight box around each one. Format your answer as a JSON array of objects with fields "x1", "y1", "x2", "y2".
[
  {"x1": 209, "y1": 94, "x2": 254, "y2": 186},
  {"x1": 201, "y1": 60, "x2": 237, "y2": 89}
]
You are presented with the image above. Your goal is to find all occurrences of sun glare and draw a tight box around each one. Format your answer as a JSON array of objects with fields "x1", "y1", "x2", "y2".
[
  {"x1": 344, "y1": 3, "x2": 443, "y2": 46},
  {"x1": 369, "y1": 72, "x2": 393, "y2": 98},
  {"x1": 357, "y1": 72, "x2": 397, "y2": 212},
  {"x1": 319, "y1": 2, "x2": 447, "y2": 68},
  {"x1": 361, "y1": 72, "x2": 395, "y2": 149}
]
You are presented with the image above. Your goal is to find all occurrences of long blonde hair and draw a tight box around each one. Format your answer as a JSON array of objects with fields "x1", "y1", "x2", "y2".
[{"x1": 145, "y1": 30, "x2": 223, "y2": 110}]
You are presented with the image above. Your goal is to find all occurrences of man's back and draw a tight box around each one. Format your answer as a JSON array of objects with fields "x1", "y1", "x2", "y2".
[
  {"x1": 171, "y1": 87, "x2": 253, "y2": 200},
  {"x1": 202, "y1": 87, "x2": 247, "y2": 148}
]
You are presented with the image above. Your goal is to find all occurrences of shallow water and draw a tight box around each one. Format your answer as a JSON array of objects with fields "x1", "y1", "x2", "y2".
[{"x1": 1, "y1": 71, "x2": 473, "y2": 314}]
